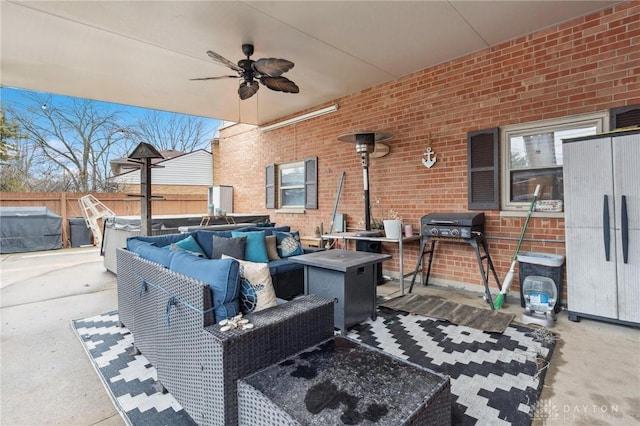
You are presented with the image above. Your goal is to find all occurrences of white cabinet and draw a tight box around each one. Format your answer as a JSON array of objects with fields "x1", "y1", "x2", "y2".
[
  {"x1": 208, "y1": 185, "x2": 233, "y2": 214},
  {"x1": 563, "y1": 131, "x2": 639, "y2": 325}
]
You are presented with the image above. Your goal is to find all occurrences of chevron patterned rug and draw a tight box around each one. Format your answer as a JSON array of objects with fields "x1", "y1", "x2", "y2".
[{"x1": 73, "y1": 308, "x2": 555, "y2": 425}]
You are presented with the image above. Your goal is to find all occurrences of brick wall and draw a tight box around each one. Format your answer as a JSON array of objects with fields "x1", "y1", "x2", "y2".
[{"x1": 217, "y1": 2, "x2": 640, "y2": 301}]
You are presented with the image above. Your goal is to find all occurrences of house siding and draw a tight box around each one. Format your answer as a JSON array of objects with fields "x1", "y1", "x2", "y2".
[
  {"x1": 217, "y1": 3, "x2": 640, "y2": 300},
  {"x1": 112, "y1": 150, "x2": 213, "y2": 187}
]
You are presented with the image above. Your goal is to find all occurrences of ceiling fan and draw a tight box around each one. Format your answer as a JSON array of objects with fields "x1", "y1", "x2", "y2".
[{"x1": 191, "y1": 44, "x2": 299, "y2": 100}]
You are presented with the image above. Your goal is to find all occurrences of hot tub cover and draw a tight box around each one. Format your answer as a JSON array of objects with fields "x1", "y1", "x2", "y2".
[{"x1": 0, "y1": 207, "x2": 62, "y2": 253}]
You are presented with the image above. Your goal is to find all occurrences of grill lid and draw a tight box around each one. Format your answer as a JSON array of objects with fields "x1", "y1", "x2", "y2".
[{"x1": 421, "y1": 212, "x2": 485, "y2": 227}]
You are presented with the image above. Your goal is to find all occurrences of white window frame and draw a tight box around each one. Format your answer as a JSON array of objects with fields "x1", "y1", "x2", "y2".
[
  {"x1": 500, "y1": 111, "x2": 608, "y2": 212},
  {"x1": 278, "y1": 160, "x2": 305, "y2": 209}
]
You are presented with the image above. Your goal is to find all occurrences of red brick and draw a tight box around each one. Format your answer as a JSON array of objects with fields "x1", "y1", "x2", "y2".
[{"x1": 217, "y1": 3, "x2": 640, "y2": 300}]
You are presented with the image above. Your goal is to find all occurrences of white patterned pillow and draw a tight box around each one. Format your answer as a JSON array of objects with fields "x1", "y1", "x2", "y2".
[{"x1": 221, "y1": 255, "x2": 277, "y2": 313}]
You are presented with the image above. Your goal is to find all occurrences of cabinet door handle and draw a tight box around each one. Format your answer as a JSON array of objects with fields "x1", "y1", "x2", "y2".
[
  {"x1": 603, "y1": 195, "x2": 611, "y2": 261},
  {"x1": 621, "y1": 195, "x2": 629, "y2": 264}
]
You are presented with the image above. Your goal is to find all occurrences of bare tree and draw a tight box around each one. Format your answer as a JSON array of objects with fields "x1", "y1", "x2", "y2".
[
  {"x1": 5, "y1": 92, "x2": 137, "y2": 192},
  {"x1": 2, "y1": 89, "x2": 219, "y2": 193},
  {"x1": 134, "y1": 110, "x2": 214, "y2": 152},
  {"x1": 1, "y1": 109, "x2": 22, "y2": 160},
  {"x1": 0, "y1": 108, "x2": 33, "y2": 191},
  {"x1": 2, "y1": 139, "x2": 42, "y2": 192}
]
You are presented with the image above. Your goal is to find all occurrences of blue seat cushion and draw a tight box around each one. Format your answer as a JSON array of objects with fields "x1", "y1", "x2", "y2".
[
  {"x1": 169, "y1": 251, "x2": 241, "y2": 322},
  {"x1": 130, "y1": 242, "x2": 175, "y2": 268},
  {"x1": 234, "y1": 225, "x2": 291, "y2": 237},
  {"x1": 127, "y1": 233, "x2": 192, "y2": 250},
  {"x1": 268, "y1": 259, "x2": 304, "y2": 276}
]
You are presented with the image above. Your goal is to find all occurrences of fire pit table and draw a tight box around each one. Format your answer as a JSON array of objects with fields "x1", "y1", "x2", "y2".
[
  {"x1": 289, "y1": 249, "x2": 391, "y2": 334},
  {"x1": 237, "y1": 337, "x2": 451, "y2": 425}
]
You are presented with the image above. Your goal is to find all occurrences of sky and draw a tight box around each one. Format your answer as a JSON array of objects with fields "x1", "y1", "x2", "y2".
[{"x1": 0, "y1": 86, "x2": 222, "y2": 143}]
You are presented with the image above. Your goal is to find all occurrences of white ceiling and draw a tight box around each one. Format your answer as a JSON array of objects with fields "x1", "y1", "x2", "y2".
[{"x1": 1, "y1": 1, "x2": 618, "y2": 125}]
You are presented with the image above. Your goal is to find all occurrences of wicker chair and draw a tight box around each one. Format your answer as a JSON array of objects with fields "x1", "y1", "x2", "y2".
[{"x1": 116, "y1": 248, "x2": 335, "y2": 426}]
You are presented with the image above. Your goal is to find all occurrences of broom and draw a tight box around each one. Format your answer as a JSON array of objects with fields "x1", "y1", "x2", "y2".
[{"x1": 494, "y1": 184, "x2": 541, "y2": 309}]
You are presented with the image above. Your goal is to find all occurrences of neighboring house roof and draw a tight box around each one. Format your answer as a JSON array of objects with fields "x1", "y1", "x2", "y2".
[
  {"x1": 109, "y1": 149, "x2": 213, "y2": 186},
  {"x1": 110, "y1": 149, "x2": 185, "y2": 175}
]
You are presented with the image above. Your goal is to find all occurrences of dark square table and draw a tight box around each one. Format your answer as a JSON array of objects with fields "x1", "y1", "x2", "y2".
[
  {"x1": 289, "y1": 249, "x2": 391, "y2": 334},
  {"x1": 237, "y1": 337, "x2": 451, "y2": 425}
]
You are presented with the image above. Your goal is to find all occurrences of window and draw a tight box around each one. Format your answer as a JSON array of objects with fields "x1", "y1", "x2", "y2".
[
  {"x1": 265, "y1": 157, "x2": 317, "y2": 210},
  {"x1": 279, "y1": 161, "x2": 305, "y2": 208},
  {"x1": 501, "y1": 112, "x2": 607, "y2": 211}
]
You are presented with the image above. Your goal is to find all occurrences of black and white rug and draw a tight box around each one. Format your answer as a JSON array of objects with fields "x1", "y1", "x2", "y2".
[{"x1": 72, "y1": 309, "x2": 555, "y2": 425}]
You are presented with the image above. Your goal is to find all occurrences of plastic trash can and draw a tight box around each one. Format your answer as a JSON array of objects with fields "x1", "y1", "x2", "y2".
[
  {"x1": 69, "y1": 218, "x2": 93, "y2": 247},
  {"x1": 518, "y1": 252, "x2": 564, "y2": 313}
]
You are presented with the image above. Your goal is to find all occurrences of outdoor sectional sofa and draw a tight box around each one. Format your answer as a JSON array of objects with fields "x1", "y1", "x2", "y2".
[
  {"x1": 115, "y1": 246, "x2": 334, "y2": 425},
  {"x1": 126, "y1": 226, "x2": 309, "y2": 300}
]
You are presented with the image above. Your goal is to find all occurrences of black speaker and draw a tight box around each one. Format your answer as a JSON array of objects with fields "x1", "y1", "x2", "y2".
[{"x1": 356, "y1": 240, "x2": 384, "y2": 285}]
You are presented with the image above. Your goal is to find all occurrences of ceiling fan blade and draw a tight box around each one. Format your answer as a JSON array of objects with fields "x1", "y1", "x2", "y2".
[
  {"x1": 190, "y1": 75, "x2": 240, "y2": 81},
  {"x1": 260, "y1": 76, "x2": 300, "y2": 94},
  {"x1": 238, "y1": 80, "x2": 259, "y2": 100},
  {"x1": 253, "y1": 58, "x2": 294, "y2": 77},
  {"x1": 206, "y1": 50, "x2": 243, "y2": 73}
]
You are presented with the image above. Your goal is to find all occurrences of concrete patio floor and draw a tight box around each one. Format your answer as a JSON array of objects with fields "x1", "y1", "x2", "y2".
[{"x1": 1, "y1": 247, "x2": 638, "y2": 425}]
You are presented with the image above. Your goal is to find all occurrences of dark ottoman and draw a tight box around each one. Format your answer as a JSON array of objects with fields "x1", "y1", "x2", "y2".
[{"x1": 237, "y1": 337, "x2": 451, "y2": 425}]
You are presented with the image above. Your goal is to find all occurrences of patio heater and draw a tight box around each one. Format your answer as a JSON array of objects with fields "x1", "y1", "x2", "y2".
[
  {"x1": 338, "y1": 131, "x2": 393, "y2": 284},
  {"x1": 127, "y1": 142, "x2": 163, "y2": 236},
  {"x1": 337, "y1": 131, "x2": 393, "y2": 232}
]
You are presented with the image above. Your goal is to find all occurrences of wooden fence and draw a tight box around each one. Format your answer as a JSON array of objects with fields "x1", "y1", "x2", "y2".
[{"x1": 0, "y1": 192, "x2": 208, "y2": 247}]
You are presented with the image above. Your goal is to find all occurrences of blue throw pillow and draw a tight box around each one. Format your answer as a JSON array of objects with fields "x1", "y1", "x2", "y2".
[
  {"x1": 274, "y1": 231, "x2": 304, "y2": 258},
  {"x1": 169, "y1": 251, "x2": 241, "y2": 322},
  {"x1": 164, "y1": 235, "x2": 207, "y2": 258},
  {"x1": 231, "y1": 230, "x2": 269, "y2": 263}
]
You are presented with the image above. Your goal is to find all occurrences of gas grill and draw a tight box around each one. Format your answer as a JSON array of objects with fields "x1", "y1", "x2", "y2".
[
  {"x1": 411, "y1": 212, "x2": 501, "y2": 310},
  {"x1": 421, "y1": 212, "x2": 485, "y2": 240}
]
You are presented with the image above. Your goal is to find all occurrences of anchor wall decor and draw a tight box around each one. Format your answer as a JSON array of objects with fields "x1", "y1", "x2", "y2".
[{"x1": 422, "y1": 147, "x2": 437, "y2": 168}]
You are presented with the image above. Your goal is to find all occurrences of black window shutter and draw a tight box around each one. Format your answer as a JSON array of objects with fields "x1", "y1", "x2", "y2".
[
  {"x1": 304, "y1": 157, "x2": 318, "y2": 209},
  {"x1": 610, "y1": 104, "x2": 640, "y2": 130},
  {"x1": 265, "y1": 163, "x2": 275, "y2": 209},
  {"x1": 467, "y1": 128, "x2": 499, "y2": 210}
]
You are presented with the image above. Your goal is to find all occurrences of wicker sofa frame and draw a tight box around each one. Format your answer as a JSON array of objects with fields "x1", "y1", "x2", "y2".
[{"x1": 116, "y1": 248, "x2": 335, "y2": 426}]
